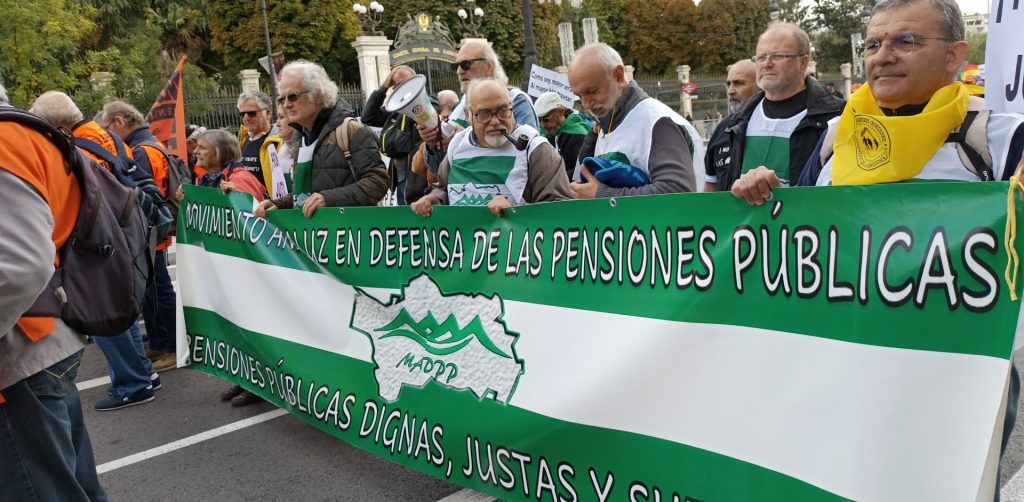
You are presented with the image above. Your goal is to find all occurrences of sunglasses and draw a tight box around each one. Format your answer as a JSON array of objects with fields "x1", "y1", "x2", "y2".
[
  {"x1": 238, "y1": 110, "x2": 264, "y2": 118},
  {"x1": 450, "y1": 58, "x2": 486, "y2": 71},
  {"x1": 278, "y1": 90, "x2": 311, "y2": 105}
]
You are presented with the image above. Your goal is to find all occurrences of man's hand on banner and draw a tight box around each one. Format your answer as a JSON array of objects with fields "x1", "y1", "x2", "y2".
[
  {"x1": 411, "y1": 195, "x2": 440, "y2": 217},
  {"x1": 302, "y1": 193, "x2": 326, "y2": 218},
  {"x1": 731, "y1": 166, "x2": 781, "y2": 206},
  {"x1": 487, "y1": 195, "x2": 512, "y2": 217},
  {"x1": 255, "y1": 199, "x2": 278, "y2": 218},
  {"x1": 570, "y1": 164, "x2": 600, "y2": 200}
]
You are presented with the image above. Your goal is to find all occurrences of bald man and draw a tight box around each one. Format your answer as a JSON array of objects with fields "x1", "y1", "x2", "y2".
[
  {"x1": 411, "y1": 79, "x2": 570, "y2": 218},
  {"x1": 726, "y1": 59, "x2": 758, "y2": 113},
  {"x1": 418, "y1": 40, "x2": 538, "y2": 166},
  {"x1": 704, "y1": 23, "x2": 845, "y2": 192},
  {"x1": 568, "y1": 43, "x2": 703, "y2": 198}
]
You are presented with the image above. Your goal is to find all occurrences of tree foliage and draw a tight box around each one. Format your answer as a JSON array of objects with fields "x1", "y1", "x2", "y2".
[
  {"x1": 624, "y1": 0, "x2": 698, "y2": 73},
  {"x1": 0, "y1": 0, "x2": 98, "y2": 107},
  {"x1": 808, "y1": 0, "x2": 871, "y2": 72},
  {"x1": 207, "y1": 0, "x2": 359, "y2": 81}
]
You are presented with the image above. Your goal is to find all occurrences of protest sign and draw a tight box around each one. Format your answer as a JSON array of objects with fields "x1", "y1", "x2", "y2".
[
  {"x1": 177, "y1": 183, "x2": 1022, "y2": 501},
  {"x1": 527, "y1": 64, "x2": 576, "y2": 108}
]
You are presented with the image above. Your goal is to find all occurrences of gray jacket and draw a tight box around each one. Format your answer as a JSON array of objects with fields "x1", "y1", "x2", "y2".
[{"x1": 0, "y1": 169, "x2": 86, "y2": 391}]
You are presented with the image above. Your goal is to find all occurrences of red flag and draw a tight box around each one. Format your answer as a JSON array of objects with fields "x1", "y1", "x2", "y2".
[{"x1": 146, "y1": 55, "x2": 188, "y2": 161}]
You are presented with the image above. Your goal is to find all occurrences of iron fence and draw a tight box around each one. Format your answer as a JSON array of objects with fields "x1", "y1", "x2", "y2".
[{"x1": 184, "y1": 82, "x2": 368, "y2": 132}]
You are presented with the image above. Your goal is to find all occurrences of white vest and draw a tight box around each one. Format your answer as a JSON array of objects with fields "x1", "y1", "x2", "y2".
[
  {"x1": 816, "y1": 113, "x2": 1024, "y2": 185},
  {"x1": 594, "y1": 98, "x2": 705, "y2": 177},
  {"x1": 445, "y1": 124, "x2": 547, "y2": 206}
]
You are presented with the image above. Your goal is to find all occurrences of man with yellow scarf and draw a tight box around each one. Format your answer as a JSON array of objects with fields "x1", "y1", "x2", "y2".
[{"x1": 731, "y1": 0, "x2": 1024, "y2": 204}]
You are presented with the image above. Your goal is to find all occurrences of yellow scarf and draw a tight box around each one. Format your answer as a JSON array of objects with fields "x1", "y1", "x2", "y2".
[{"x1": 832, "y1": 82, "x2": 969, "y2": 185}]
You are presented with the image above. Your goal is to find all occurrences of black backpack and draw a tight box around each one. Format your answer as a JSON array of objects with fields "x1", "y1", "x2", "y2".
[
  {"x1": 137, "y1": 140, "x2": 194, "y2": 236},
  {"x1": 0, "y1": 109, "x2": 153, "y2": 337},
  {"x1": 74, "y1": 131, "x2": 175, "y2": 241}
]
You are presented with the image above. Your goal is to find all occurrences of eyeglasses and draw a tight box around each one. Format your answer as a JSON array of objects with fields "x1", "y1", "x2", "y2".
[
  {"x1": 472, "y1": 106, "x2": 513, "y2": 123},
  {"x1": 279, "y1": 90, "x2": 311, "y2": 104},
  {"x1": 238, "y1": 110, "x2": 263, "y2": 118},
  {"x1": 450, "y1": 58, "x2": 486, "y2": 71},
  {"x1": 751, "y1": 53, "x2": 803, "y2": 64},
  {"x1": 862, "y1": 33, "x2": 954, "y2": 56}
]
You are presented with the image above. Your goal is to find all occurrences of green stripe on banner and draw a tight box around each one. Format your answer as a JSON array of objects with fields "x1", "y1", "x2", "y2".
[
  {"x1": 178, "y1": 183, "x2": 1023, "y2": 360},
  {"x1": 183, "y1": 307, "x2": 849, "y2": 501}
]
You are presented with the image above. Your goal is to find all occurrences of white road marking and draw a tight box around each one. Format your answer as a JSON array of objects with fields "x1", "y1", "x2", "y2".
[
  {"x1": 96, "y1": 408, "x2": 289, "y2": 474},
  {"x1": 435, "y1": 488, "x2": 495, "y2": 502},
  {"x1": 76, "y1": 376, "x2": 111, "y2": 392},
  {"x1": 1001, "y1": 463, "x2": 1024, "y2": 501}
]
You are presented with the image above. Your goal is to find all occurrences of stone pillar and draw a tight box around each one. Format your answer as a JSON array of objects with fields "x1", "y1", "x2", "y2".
[
  {"x1": 352, "y1": 35, "x2": 394, "y2": 100},
  {"x1": 582, "y1": 18, "x2": 599, "y2": 45},
  {"x1": 677, "y1": 65, "x2": 693, "y2": 118},
  {"x1": 239, "y1": 69, "x2": 261, "y2": 93},
  {"x1": 90, "y1": 71, "x2": 113, "y2": 91},
  {"x1": 623, "y1": 65, "x2": 635, "y2": 83},
  {"x1": 840, "y1": 63, "x2": 853, "y2": 98},
  {"x1": 558, "y1": 22, "x2": 575, "y2": 67},
  {"x1": 807, "y1": 60, "x2": 818, "y2": 78}
]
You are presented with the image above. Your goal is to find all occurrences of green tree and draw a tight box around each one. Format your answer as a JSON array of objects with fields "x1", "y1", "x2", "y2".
[
  {"x1": 625, "y1": 0, "x2": 698, "y2": 73},
  {"x1": 809, "y1": 0, "x2": 870, "y2": 72},
  {"x1": 0, "y1": 0, "x2": 98, "y2": 107},
  {"x1": 207, "y1": 0, "x2": 359, "y2": 81},
  {"x1": 967, "y1": 32, "x2": 986, "y2": 66}
]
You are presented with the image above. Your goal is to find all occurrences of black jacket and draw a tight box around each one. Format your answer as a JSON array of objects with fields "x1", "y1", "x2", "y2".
[
  {"x1": 360, "y1": 85, "x2": 430, "y2": 202},
  {"x1": 277, "y1": 99, "x2": 389, "y2": 208},
  {"x1": 706, "y1": 77, "x2": 845, "y2": 191}
]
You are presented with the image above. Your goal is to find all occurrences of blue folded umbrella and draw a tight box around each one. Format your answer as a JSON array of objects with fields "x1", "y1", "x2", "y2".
[{"x1": 581, "y1": 156, "x2": 651, "y2": 188}]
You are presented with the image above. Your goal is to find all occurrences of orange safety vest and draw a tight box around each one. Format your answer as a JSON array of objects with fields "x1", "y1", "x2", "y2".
[
  {"x1": 0, "y1": 123, "x2": 81, "y2": 342},
  {"x1": 71, "y1": 120, "x2": 135, "y2": 170},
  {"x1": 137, "y1": 143, "x2": 173, "y2": 251}
]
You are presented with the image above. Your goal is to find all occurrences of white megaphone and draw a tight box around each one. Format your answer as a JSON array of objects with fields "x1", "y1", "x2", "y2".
[{"x1": 383, "y1": 75, "x2": 455, "y2": 142}]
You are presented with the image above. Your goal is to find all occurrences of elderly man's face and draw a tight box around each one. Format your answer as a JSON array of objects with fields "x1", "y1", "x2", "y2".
[
  {"x1": 455, "y1": 45, "x2": 492, "y2": 93},
  {"x1": 754, "y1": 30, "x2": 808, "y2": 99},
  {"x1": 865, "y1": 2, "x2": 967, "y2": 109},
  {"x1": 539, "y1": 108, "x2": 566, "y2": 136},
  {"x1": 569, "y1": 64, "x2": 626, "y2": 120},
  {"x1": 238, "y1": 98, "x2": 271, "y2": 136},
  {"x1": 469, "y1": 83, "x2": 515, "y2": 148},
  {"x1": 278, "y1": 73, "x2": 320, "y2": 129},
  {"x1": 726, "y1": 62, "x2": 758, "y2": 112}
]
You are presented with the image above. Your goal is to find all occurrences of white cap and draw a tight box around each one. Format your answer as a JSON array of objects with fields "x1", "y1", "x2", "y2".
[{"x1": 533, "y1": 92, "x2": 564, "y2": 118}]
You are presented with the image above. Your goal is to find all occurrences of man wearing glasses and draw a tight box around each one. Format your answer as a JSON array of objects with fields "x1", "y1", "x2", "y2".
[
  {"x1": 706, "y1": 23, "x2": 844, "y2": 193},
  {"x1": 731, "y1": 0, "x2": 1024, "y2": 203},
  {"x1": 236, "y1": 90, "x2": 283, "y2": 195},
  {"x1": 410, "y1": 78, "x2": 571, "y2": 218},
  {"x1": 418, "y1": 40, "x2": 539, "y2": 171}
]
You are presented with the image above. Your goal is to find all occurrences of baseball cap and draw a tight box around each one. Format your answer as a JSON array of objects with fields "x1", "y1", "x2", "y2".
[{"x1": 533, "y1": 92, "x2": 564, "y2": 118}]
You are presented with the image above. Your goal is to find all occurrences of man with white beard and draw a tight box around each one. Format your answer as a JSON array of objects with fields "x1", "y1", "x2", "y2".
[{"x1": 411, "y1": 78, "x2": 571, "y2": 218}]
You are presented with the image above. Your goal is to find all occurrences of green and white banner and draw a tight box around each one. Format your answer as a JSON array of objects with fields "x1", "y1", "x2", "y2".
[{"x1": 177, "y1": 183, "x2": 1023, "y2": 501}]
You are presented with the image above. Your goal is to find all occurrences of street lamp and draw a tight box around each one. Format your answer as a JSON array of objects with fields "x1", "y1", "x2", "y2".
[
  {"x1": 767, "y1": 0, "x2": 780, "y2": 22},
  {"x1": 353, "y1": 2, "x2": 385, "y2": 36},
  {"x1": 860, "y1": 3, "x2": 873, "y2": 26},
  {"x1": 457, "y1": 0, "x2": 488, "y2": 38}
]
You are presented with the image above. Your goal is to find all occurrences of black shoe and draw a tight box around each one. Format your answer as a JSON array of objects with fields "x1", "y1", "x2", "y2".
[
  {"x1": 220, "y1": 385, "x2": 244, "y2": 401},
  {"x1": 230, "y1": 391, "x2": 263, "y2": 407}
]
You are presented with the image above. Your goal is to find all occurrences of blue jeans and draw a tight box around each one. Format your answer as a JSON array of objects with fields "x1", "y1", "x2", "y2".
[
  {"x1": 93, "y1": 322, "x2": 153, "y2": 398},
  {"x1": 0, "y1": 350, "x2": 108, "y2": 501},
  {"x1": 144, "y1": 250, "x2": 176, "y2": 352}
]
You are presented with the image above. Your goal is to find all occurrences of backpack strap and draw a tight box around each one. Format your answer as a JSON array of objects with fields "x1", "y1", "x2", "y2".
[
  {"x1": 947, "y1": 97, "x2": 993, "y2": 181},
  {"x1": 72, "y1": 137, "x2": 137, "y2": 188},
  {"x1": 0, "y1": 109, "x2": 77, "y2": 171},
  {"x1": 333, "y1": 117, "x2": 363, "y2": 179}
]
